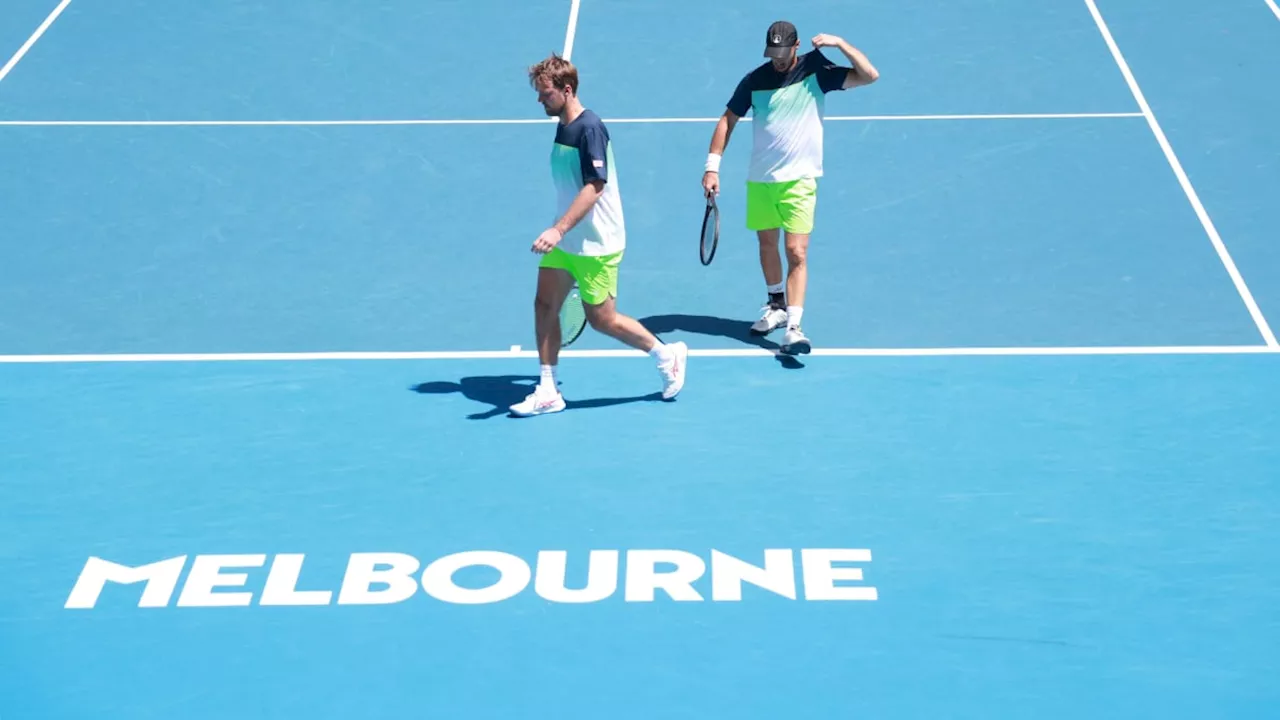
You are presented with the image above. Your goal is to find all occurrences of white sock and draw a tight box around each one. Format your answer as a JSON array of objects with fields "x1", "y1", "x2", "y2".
[
  {"x1": 649, "y1": 341, "x2": 673, "y2": 362},
  {"x1": 540, "y1": 364, "x2": 557, "y2": 390},
  {"x1": 766, "y1": 281, "x2": 785, "y2": 295},
  {"x1": 787, "y1": 306, "x2": 803, "y2": 329}
]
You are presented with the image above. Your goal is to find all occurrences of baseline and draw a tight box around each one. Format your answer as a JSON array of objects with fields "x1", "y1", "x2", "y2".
[{"x1": 0, "y1": 345, "x2": 1274, "y2": 364}]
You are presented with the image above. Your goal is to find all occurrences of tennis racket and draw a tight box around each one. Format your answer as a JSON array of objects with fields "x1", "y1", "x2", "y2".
[
  {"x1": 700, "y1": 192, "x2": 719, "y2": 266},
  {"x1": 560, "y1": 283, "x2": 587, "y2": 347}
]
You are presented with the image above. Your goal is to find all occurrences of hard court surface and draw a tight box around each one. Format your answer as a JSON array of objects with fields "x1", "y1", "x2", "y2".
[{"x1": 2, "y1": 0, "x2": 1279, "y2": 717}]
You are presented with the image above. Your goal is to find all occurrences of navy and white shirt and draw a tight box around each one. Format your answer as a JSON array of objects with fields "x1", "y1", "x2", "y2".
[
  {"x1": 727, "y1": 50, "x2": 852, "y2": 184},
  {"x1": 549, "y1": 109, "x2": 625, "y2": 256}
]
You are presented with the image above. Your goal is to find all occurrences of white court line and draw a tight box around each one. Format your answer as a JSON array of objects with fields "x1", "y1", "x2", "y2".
[
  {"x1": 0, "y1": 0, "x2": 73, "y2": 84},
  {"x1": 563, "y1": 0, "x2": 581, "y2": 60},
  {"x1": 0, "y1": 112, "x2": 1143, "y2": 127},
  {"x1": 1267, "y1": 0, "x2": 1280, "y2": 22},
  {"x1": 609, "y1": 112, "x2": 1145, "y2": 123},
  {"x1": 0, "y1": 345, "x2": 1274, "y2": 364},
  {"x1": 1086, "y1": 0, "x2": 1279, "y2": 349}
]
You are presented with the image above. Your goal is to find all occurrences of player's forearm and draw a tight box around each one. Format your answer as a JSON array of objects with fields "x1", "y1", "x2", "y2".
[
  {"x1": 705, "y1": 114, "x2": 736, "y2": 174},
  {"x1": 552, "y1": 181, "x2": 604, "y2": 236},
  {"x1": 708, "y1": 115, "x2": 733, "y2": 155},
  {"x1": 835, "y1": 39, "x2": 879, "y2": 83}
]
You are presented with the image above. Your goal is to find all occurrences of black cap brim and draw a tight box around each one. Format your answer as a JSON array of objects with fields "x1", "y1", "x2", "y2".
[{"x1": 763, "y1": 45, "x2": 791, "y2": 58}]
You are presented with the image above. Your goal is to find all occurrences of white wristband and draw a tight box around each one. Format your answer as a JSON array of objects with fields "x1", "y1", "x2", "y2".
[{"x1": 705, "y1": 152, "x2": 722, "y2": 173}]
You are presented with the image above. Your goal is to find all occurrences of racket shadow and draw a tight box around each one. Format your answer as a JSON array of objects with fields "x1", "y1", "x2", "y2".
[
  {"x1": 640, "y1": 313, "x2": 804, "y2": 369},
  {"x1": 411, "y1": 375, "x2": 662, "y2": 419}
]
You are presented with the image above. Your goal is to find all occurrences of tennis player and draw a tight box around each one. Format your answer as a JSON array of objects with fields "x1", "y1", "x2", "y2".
[
  {"x1": 511, "y1": 54, "x2": 688, "y2": 417},
  {"x1": 702, "y1": 21, "x2": 879, "y2": 354}
]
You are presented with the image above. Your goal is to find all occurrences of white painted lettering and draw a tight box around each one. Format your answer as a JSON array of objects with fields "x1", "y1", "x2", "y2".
[
  {"x1": 624, "y1": 550, "x2": 705, "y2": 602},
  {"x1": 64, "y1": 555, "x2": 188, "y2": 609},
  {"x1": 66, "y1": 547, "x2": 880, "y2": 609},
  {"x1": 176, "y1": 554, "x2": 265, "y2": 607},
  {"x1": 801, "y1": 549, "x2": 876, "y2": 600},
  {"x1": 421, "y1": 551, "x2": 531, "y2": 604},
  {"x1": 260, "y1": 554, "x2": 332, "y2": 606},
  {"x1": 534, "y1": 550, "x2": 618, "y2": 603},
  {"x1": 710, "y1": 549, "x2": 797, "y2": 601},
  {"x1": 337, "y1": 552, "x2": 421, "y2": 605}
]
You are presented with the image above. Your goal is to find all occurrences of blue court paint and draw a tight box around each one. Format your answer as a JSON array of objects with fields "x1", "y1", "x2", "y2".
[
  {"x1": 2, "y1": 355, "x2": 1278, "y2": 719},
  {"x1": 611, "y1": 118, "x2": 1267, "y2": 350},
  {"x1": 571, "y1": 0, "x2": 1138, "y2": 118},
  {"x1": 0, "y1": 117, "x2": 1264, "y2": 355},
  {"x1": 0, "y1": 0, "x2": 62, "y2": 78},
  {"x1": 0, "y1": 0, "x2": 569, "y2": 121},
  {"x1": 1088, "y1": 0, "x2": 1280, "y2": 335},
  {"x1": 0, "y1": 124, "x2": 553, "y2": 354},
  {"x1": 3, "y1": 0, "x2": 1280, "y2": 717}
]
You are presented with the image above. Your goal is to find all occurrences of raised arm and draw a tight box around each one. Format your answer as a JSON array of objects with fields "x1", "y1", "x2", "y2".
[{"x1": 813, "y1": 34, "x2": 879, "y2": 88}]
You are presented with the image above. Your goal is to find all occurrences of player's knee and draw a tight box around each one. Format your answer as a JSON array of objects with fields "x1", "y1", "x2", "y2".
[
  {"x1": 785, "y1": 239, "x2": 808, "y2": 265},
  {"x1": 534, "y1": 293, "x2": 557, "y2": 318},
  {"x1": 586, "y1": 305, "x2": 616, "y2": 332},
  {"x1": 586, "y1": 297, "x2": 623, "y2": 331}
]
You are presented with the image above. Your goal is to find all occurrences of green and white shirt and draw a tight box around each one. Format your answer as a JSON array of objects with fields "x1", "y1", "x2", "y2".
[
  {"x1": 727, "y1": 50, "x2": 852, "y2": 184},
  {"x1": 549, "y1": 109, "x2": 625, "y2": 256}
]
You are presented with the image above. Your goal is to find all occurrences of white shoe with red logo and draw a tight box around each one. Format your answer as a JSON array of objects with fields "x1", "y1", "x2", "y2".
[
  {"x1": 657, "y1": 341, "x2": 688, "y2": 400},
  {"x1": 509, "y1": 384, "x2": 566, "y2": 417}
]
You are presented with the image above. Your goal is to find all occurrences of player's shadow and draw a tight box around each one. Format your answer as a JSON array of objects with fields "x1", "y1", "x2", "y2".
[
  {"x1": 411, "y1": 375, "x2": 662, "y2": 419},
  {"x1": 641, "y1": 314, "x2": 804, "y2": 369}
]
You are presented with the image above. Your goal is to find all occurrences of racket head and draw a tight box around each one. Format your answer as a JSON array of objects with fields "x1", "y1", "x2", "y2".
[
  {"x1": 560, "y1": 284, "x2": 587, "y2": 347},
  {"x1": 700, "y1": 192, "x2": 719, "y2": 266}
]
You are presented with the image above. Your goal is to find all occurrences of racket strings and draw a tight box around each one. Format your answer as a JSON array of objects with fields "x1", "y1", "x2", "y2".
[
  {"x1": 560, "y1": 287, "x2": 587, "y2": 346},
  {"x1": 700, "y1": 195, "x2": 719, "y2": 265}
]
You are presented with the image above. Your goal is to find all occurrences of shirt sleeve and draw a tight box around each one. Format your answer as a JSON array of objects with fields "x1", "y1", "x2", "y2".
[
  {"x1": 578, "y1": 122, "x2": 610, "y2": 185},
  {"x1": 726, "y1": 74, "x2": 752, "y2": 117},
  {"x1": 811, "y1": 51, "x2": 852, "y2": 93}
]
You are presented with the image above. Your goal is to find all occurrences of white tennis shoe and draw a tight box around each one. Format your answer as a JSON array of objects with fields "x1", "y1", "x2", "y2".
[
  {"x1": 657, "y1": 341, "x2": 688, "y2": 400},
  {"x1": 509, "y1": 384, "x2": 566, "y2": 417},
  {"x1": 780, "y1": 326, "x2": 811, "y2": 355},
  {"x1": 750, "y1": 304, "x2": 788, "y2": 335}
]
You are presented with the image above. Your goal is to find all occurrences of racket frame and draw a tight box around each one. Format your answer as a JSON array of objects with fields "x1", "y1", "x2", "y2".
[
  {"x1": 560, "y1": 283, "x2": 587, "y2": 347},
  {"x1": 700, "y1": 192, "x2": 720, "y2": 266}
]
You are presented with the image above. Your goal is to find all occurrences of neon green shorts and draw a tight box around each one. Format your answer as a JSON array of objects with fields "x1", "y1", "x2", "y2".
[
  {"x1": 746, "y1": 177, "x2": 818, "y2": 234},
  {"x1": 539, "y1": 247, "x2": 623, "y2": 305}
]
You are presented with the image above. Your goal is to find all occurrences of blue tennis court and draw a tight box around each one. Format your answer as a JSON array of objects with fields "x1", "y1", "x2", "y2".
[{"x1": 3, "y1": 0, "x2": 1279, "y2": 717}]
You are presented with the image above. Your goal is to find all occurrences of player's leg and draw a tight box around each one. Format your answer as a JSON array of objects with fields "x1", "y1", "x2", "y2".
[
  {"x1": 534, "y1": 262, "x2": 575, "y2": 369},
  {"x1": 510, "y1": 253, "x2": 574, "y2": 417},
  {"x1": 746, "y1": 181, "x2": 788, "y2": 335},
  {"x1": 783, "y1": 231, "x2": 809, "y2": 308},
  {"x1": 777, "y1": 178, "x2": 818, "y2": 354},
  {"x1": 779, "y1": 229, "x2": 810, "y2": 353},
  {"x1": 578, "y1": 252, "x2": 688, "y2": 400}
]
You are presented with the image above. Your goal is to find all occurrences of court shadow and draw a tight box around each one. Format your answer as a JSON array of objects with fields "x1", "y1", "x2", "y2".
[
  {"x1": 411, "y1": 375, "x2": 663, "y2": 419},
  {"x1": 640, "y1": 313, "x2": 805, "y2": 369}
]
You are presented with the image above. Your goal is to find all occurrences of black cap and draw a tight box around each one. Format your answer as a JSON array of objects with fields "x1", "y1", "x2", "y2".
[{"x1": 764, "y1": 20, "x2": 798, "y2": 58}]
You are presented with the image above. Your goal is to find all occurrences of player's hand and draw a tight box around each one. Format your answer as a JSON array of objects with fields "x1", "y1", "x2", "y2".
[
  {"x1": 532, "y1": 227, "x2": 563, "y2": 254},
  {"x1": 812, "y1": 34, "x2": 844, "y2": 48},
  {"x1": 702, "y1": 171, "x2": 719, "y2": 198}
]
